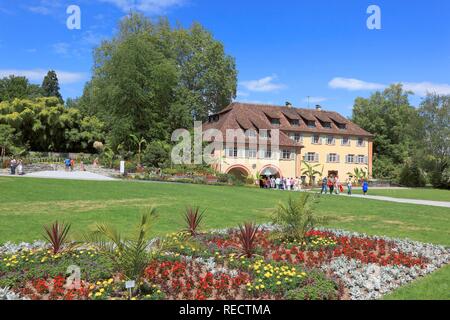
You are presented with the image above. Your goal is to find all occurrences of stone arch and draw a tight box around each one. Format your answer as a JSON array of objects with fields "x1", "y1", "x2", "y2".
[
  {"x1": 259, "y1": 165, "x2": 282, "y2": 178},
  {"x1": 226, "y1": 165, "x2": 251, "y2": 181}
]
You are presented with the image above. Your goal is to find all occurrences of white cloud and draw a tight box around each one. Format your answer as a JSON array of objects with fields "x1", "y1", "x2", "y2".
[
  {"x1": 27, "y1": 6, "x2": 51, "y2": 15},
  {"x1": 329, "y1": 77, "x2": 385, "y2": 91},
  {"x1": 402, "y1": 82, "x2": 450, "y2": 96},
  {"x1": 98, "y1": 0, "x2": 186, "y2": 14},
  {"x1": 329, "y1": 77, "x2": 450, "y2": 96},
  {"x1": 241, "y1": 76, "x2": 286, "y2": 92},
  {"x1": 0, "y1": 69, "x2": 87, "y2": 84},
  {"x1": 236, "y1": 91, "x2": 249, "y2": 98}
]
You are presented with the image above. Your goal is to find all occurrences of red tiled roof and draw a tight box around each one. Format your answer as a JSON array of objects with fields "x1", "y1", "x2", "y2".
[{"x1": 203, "y1": 102, "x2": 373, "y2": 146}]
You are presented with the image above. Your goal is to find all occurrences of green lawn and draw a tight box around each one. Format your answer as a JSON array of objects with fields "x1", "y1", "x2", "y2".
[
  {"x1": 352, "y1": 188, "x2": 450, "y2": 202},
  {"x1": 1, "y1": 176, "x2": 449, "y2": 299}
]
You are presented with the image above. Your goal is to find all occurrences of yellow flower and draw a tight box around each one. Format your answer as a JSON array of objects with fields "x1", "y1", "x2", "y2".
[
  {"x1": 95, "y1": 292, "x2": 102, "y2": 297},
  {"x1": 276, "y1": 281, "x2": 282, "y2": 285}
]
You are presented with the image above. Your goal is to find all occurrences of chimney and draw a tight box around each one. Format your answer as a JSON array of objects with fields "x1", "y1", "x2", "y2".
[
  {"x1": 315, "y1": 105, "x2": 322, "y2": 111},
  {"x1": 285, "y1": 101, "x2": 293, "y2": 108}
]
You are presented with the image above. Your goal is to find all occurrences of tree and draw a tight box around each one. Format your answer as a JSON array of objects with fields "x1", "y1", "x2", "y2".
[
  {"x1": 352, "y1": 84, "x2": 420, "y2": 179},
  {"x1": 80, "y1": 13, "x2": 237, "y2": 150},
  {"x1": 0, "y1": 124, "x2": 16, "y2": 156},
  {"x1": 301, "y1": 162, "x2": 323, "y2": 186},
  {"x1": 417, "y1": 94, "x2": 450, "y2": 188},
  {"x1": 0, "y1": 75, "x2": 43, "y2": 102},
  {"x1": 399, "y1": 160, "x2": 426, "y2": 187},
  {"x1": 42, "y1": 70, "x2": 63, "y2": 103},
  {"x1": 0, "y1": 97, "x2": 105, "y2": 152}
]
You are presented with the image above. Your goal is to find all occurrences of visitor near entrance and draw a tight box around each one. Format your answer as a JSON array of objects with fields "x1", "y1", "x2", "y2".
[{"x1": 363, "y1": 180, "x2": 369, "y2": 196}]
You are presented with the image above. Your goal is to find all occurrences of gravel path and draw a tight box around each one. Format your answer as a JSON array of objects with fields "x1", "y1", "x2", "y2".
[
  {"x1": 3, "y1": 171, "x2": 117, "y2": 181},
  {"x1": 339, "y1": 193, "x2": 450, "y2": 208}
]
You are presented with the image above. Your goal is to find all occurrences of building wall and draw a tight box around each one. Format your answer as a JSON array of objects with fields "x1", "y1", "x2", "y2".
[
  {"x1": 214, "y1": 134, "x2": 372, "y2": 182},
  {"x1": 299, "y1": 133, "x2": 371, "y2": 181}
]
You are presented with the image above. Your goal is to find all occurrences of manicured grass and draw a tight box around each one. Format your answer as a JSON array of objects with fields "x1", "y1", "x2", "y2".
[
  {"x1": 1, "y1": 176, "x2": 449, "y2": 299},
  {"x1": 352, "y1": 188, "x2": 450, "y2": 202},
  {"x1": 384, "y1": 264, "x2": 450, "y2": 300}
]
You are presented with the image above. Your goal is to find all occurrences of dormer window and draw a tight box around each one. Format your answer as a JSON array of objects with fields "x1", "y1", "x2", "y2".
[
  {"x1": 307, "y1": 120, "x2": 316, "y2": 128},
  {"x1": 322, "y1": 121, "x2": 332, "y2": 128},
  {"x1": 208, "y1": 115, "x2": 220, "y2": 123},
  {"x1": 337, "y1": 123, "x2": 346, "y2": 130},
  {"x1": 289, "y1": 119, "x2": 300, "y2": 127},
  {"x1": 270, "y1": 118, "x2": 280, "y2": 126}
]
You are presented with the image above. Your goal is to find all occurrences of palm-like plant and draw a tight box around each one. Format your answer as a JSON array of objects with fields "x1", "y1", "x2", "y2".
[
  {"x1": 43, "y1": 221, "x2": 71, "y2": 254},
  {"x1": 130, "y1": 134, "x2": 147, "y2": 166},
  {"x1": 347, "y1": 167, "x2": 369, "y2": 185},
  {"x1": 236, "y1": 223, "x2": 261, "y2": 258},
  {"x1": 302, "y1": 161, "x2": 323, "y2": 186},
  {"x1": 272, "y1": 194, "x2": 326, "y2": 242},
  {"x1": 85, "y1": 207, "x2": 158, "y2": 289},
  {"x1": 183, "y1": 207, "x2": 206, "y2": 237}
]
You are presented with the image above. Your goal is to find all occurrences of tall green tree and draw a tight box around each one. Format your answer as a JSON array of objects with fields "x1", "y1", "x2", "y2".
[
  {"x1": 352, "y1": 84, "x2": 419, "y2": 179},
  {"x1": 417, "y1": 94, "x2": 450, "y2": 188},
  {"x1": 0, "y1": 75, "x2": 43, "y2": 102},
  {"x1": 81, "y1": 13, "x2": 237, "y2": 150},
  {"x1": 42, "y1": 70, "x2": 63, "y2": 103}
]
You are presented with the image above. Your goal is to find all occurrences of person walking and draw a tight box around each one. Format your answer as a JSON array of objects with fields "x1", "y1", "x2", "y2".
[
  {"x1": 70, "y1": 159, "x2": 75, "y2": 172},
  {"x1": 64, "y1": 158, "x2": 71, "y2": 171},
  {"x1": 362, "y1": 180, "x2": 369, "y2": 196},
  {"x1": 17, "y1": 159, "x2": 24, "y2": 176},
  {"x1": 347, "y1": 179, "x2": 353, "y2": 195},
  {"x1": 328, "y1": 176, "x2": 334, "y2": 195},
  {"x1": 275, "y1": 177, "x2": 281, "y2": 190},
  {"x1": 286, "y1": 178, "x2": 291, "y2": 191},
  {"x1": 321, "y1": 177, "x2": 328, "y2": 194},
  {"x1": 335, "y1": 176, "x2": 341, "y2": 195},
  {"x1": 10, "y1": 158, "x2": 17, "y2": 175}
]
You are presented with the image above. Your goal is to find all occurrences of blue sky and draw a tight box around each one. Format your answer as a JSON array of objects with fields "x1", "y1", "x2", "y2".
[{"x1": 0, "y1": 0, "x2": 449, "y2": 116}]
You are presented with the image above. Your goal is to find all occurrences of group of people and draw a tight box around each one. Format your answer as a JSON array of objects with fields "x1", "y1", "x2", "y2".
[
  {"x1": 9, "y1": 158, "x2": 24, "y2": 175},
  {"x1": 320, "y1": 176, "x2": 369, "y2": 196},
  {"x1": 64, "y1": 158, "x2": 85, "y2": 172},
  {"x1": 259, "y1": 176, "x2": 303, "y2": 191}
]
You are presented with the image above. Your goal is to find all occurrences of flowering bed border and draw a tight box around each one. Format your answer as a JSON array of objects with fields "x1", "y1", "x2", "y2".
[{"x1": 1, "y1": 226, "x2": 449, "y2": 301}]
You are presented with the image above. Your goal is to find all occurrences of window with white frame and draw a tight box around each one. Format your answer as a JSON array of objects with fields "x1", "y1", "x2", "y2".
[
  {"x1": 260, "y1": 130, "x2": 271, "y2": 139},
  {"x1": 327, "y1": 153, "x2": 339, "y2": 163},
  {"x1": 304, "y1": 152, "x2": 319, "y2": 163},
  {"x1": 227, "y1": 148, "x2": 238, "y2": 158},
  {"x1": 357, "y1": 155, "x2": 367, "y2": 164},
  {"x1": 246, "y1": 148, "x2": 257, "y2": 159},
  {"x1": 346, "y1": 154, "x2": 355, "y2": 163},
  {"x1": 341, "y1": 137, "x2": 350, "y2": 146},
  {"x1": 312, "y1": 135, "x2": 321, "y2": 144},
  {"x1": 245, "y1": 130, "x2": 257, "y2": 138},
  {"x1": 326, "y1": 136, "x2": 335, "y2": 145},
  {"x1": 281, "y1": 149, "x2": 293, "y2": 160},
  {"x1": 357, "y1": 137, "x2": 365, "y2": 147},
  {"x1": 289, "y1": 133, "x2": 303, "y2": 143}
]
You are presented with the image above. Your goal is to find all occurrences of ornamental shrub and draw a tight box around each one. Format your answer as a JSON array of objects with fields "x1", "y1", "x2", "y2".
[{"x1": 286, "y1": 272, "x2": 339, "y2": 300}]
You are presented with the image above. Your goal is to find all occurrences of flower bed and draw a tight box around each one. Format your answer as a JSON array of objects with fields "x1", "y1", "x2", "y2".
[{"x1": 0, "y1": 227, "x2": 449, "y2": 301}]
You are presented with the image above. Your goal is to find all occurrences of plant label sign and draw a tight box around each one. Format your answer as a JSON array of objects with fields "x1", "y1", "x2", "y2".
[
  {"x1": 125, "y1": 280, "x2": 135, "y2": 289},
  {"x1": 120, "y1": 161, "x2": 125, "y2": 175}
]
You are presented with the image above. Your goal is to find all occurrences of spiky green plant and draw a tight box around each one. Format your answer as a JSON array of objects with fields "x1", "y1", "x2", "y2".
[
  {"x1": 84, "y1": 207, "x2": 158, "y2": 289},
  {"x1": 271, "y1": 194, "x2": 327, "y2": 242}
]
